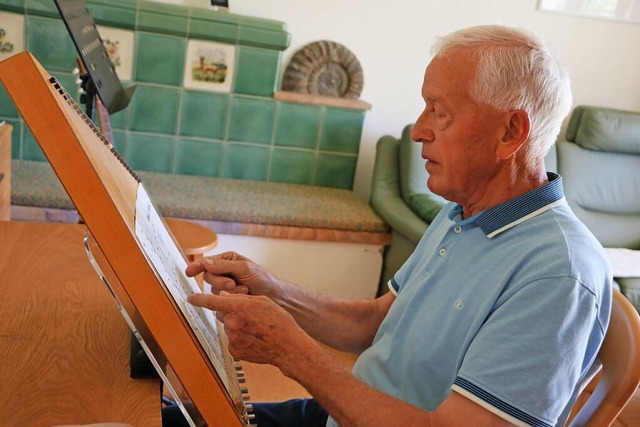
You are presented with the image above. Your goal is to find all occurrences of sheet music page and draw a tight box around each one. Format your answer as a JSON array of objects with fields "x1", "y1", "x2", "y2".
[{"x1": 134, "y1": 184, "x2": 231, "y2": 391}]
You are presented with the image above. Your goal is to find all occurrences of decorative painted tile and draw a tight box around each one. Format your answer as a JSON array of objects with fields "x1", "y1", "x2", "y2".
[
  {"x1": 97, "y1": 25, "x2": 134, "y2": 81},
  {"x1": 0, "y1": 12, "x2": 25, "y2": 61},
  {"x1": 183, "y1": 39, "x2": 235, "y2": 93}
]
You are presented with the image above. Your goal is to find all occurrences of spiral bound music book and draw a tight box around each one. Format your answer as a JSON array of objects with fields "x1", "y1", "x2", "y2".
[{"x1": 0, "y1": 51, "x2": 254, "y2": 427}]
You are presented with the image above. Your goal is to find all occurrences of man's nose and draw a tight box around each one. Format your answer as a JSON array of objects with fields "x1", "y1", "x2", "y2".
[{"x1": 410, "y1": 121, "x2": 435, "y2": 143}]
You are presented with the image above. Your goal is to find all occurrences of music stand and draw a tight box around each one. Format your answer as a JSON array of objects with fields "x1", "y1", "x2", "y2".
[
  {"x1": 53, "y1": 0, "x2": 136, "y2": 118},
  {"x1": 53, "y1": 0, "x2": 150, "y2": 379}
]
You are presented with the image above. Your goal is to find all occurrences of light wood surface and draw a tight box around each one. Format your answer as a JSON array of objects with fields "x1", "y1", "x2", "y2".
[
  {"x1": 187, "y1": 218, "x2": 392, "y2": 246},
  {"x1": 165, "y1": 217, "x2": 218, "y2": 291},
  {"x1": 0, "y1": 124, "x2": 11, "y2": 221},
  {"x1": 273, "y1": 91, "x2": 372, "y2": 111},
  {"x1": 165, "y1": 217, "x2": 218, "y2": 259},
  {"x1": 0, "y1": 221, "x2": 160, "y2": 426}
]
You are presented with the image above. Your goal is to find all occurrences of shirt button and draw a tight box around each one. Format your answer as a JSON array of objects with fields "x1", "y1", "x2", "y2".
[
  {"x1": 454, "y1": 225, "x2": 462, "y2": 234},
  {"x1": 438, "y1": 248, "x2": 447, "y2": 256}
]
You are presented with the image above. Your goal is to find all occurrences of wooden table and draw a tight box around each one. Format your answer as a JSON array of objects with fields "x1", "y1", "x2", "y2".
[
  {"x1": 0, "y1": 124, "x2": 11, "y2": 221},
  {"x1": 164, "y1": 217, "x2": 218, "y2": 290},
  {"x1": 0, "y1": 221, "x2": 161, "y2": 426},
  {"x1": 164, "y1": 217, "x2": 218, "y2": 263}
]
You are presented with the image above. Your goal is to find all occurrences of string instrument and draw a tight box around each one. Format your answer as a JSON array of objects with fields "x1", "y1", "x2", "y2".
[{"x1": 0, "y1": 51, "x2": 254, "y2": 427}]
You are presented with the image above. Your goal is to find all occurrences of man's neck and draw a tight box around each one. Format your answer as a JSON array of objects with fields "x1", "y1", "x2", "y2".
[{"x1": 461, "y1": 163, "x2": 549, "y2": 219}]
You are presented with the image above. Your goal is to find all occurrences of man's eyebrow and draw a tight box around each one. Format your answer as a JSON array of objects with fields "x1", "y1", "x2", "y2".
[{"x1": 426, "y1": 96, "x2": 442, "y2": 103}]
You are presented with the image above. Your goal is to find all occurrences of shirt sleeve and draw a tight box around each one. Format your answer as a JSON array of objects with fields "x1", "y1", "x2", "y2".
[{"x1": 452, "y1": 276, "x2": 604, "y2": 427}]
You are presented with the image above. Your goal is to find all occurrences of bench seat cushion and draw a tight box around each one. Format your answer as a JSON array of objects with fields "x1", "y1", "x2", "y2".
[{"x1": 12, "y1": 160, "x2": 388, "y2": 234}]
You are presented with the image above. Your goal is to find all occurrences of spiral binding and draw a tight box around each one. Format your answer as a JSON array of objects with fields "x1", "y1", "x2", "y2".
[
  {"x1": 234, "y1": 359, "x2": 257, "y2": 426},
  {"x1": 48, "y1": 76, "x2": 142, "y2": 184}
]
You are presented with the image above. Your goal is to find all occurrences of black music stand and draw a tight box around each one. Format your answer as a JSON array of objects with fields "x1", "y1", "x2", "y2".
[{"x1": 54, "y1": 0, "x2": 136, "y2": 118}]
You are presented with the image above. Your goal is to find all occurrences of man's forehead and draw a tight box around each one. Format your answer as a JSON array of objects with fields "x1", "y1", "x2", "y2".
[{"x1": 422, "y1": 61, "x2": 474, "y2": 103}]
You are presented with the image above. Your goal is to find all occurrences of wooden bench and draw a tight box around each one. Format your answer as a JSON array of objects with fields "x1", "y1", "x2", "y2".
[
  {"x1": 11, "y1": 160, "x2": 389, "y2": 244},
  {"x1": 11, "y1": 160, "x2": 391, "y2": 299}
]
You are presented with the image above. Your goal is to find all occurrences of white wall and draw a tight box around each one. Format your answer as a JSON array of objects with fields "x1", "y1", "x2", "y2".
[
  {"x1": 155, "y1": 0, "x2": 640, "y2": 201},
  {"x1": 208, "y1": 234, "x2": 383, "y2": 299}
]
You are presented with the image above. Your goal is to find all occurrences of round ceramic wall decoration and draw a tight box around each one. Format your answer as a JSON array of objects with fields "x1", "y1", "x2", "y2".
[{"x1": 282, "y1": 40, "x2": 363, "y2": 100}]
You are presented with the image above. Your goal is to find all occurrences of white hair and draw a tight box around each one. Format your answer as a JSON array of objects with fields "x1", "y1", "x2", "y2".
[{"x1": 433, "y1": 25, "x2": 572, "y2": 160}]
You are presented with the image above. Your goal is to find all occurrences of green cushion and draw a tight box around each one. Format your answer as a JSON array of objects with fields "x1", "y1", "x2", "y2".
[
  {"x1": 575, "y1": 108, "x2": 640, "y2": 154},
  {"x1": 408, "y1": 193, "x2": 446, "y2": 223},
  {"x1": 12, "y1": 160, "x2": 388, "y2": 233},
  {"x1": 618, "y1": 277, "x2": 640, "y2": 314}
]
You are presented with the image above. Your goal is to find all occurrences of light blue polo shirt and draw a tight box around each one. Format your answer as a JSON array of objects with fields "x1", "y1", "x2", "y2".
[{"x1": 327, "y1": 173, "x2": 612, "y2": 427}]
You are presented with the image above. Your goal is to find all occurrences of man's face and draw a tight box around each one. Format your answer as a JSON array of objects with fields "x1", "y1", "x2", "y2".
[{"x1": 410, "y1": 49, "x2": 505, "y2": 207}]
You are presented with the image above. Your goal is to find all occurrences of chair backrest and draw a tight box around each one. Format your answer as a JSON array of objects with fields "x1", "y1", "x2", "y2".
[
  {"x1": 557, "y1": 105, "x2": 640, "y2": 249},
  {"x1": 568, "y1": 289, "x2": 640, "y2": 426}
]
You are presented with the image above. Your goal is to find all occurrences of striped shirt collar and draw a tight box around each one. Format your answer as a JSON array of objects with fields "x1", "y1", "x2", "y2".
[{"x1": 447, "y1": 172, "x2": 565, "y2": 238}]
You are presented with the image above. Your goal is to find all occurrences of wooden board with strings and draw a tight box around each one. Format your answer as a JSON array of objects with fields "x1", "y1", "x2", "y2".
[{"x1": 0, "y1": 51, "x2": 252, "y2": 427}]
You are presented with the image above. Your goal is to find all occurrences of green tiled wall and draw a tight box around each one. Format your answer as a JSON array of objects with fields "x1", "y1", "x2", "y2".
[{"x1": 0, "y1": 0, "x2": 367, "y2": 190}]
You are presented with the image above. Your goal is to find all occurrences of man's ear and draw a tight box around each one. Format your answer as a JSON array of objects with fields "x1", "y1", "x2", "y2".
[{"x1": 497, "y1": 110, "x2": 530, "y2": 160}]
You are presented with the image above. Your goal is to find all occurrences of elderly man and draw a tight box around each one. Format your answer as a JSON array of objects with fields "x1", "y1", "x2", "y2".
[{"x1": 181, "y1": 25, "x2": 611, "y2": 427}]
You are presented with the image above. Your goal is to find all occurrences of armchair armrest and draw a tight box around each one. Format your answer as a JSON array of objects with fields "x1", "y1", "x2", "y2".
[{"x1": 370, "y1": 135, "x2": 428, "y2": 244}]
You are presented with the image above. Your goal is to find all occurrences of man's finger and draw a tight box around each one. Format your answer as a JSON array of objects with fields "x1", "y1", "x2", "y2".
[
  {"x1": 187, "y1": 292, "x2": 237, "y2": 312},
  {"x1": 185, "y1": 261, "x2": 205, "y2": 277},
  {"x1": 186, "y1": 254, "x2": 237, "y2": 278},
  {"x1": 200, "y1": 256, "x2": 248, "y2": 278}
]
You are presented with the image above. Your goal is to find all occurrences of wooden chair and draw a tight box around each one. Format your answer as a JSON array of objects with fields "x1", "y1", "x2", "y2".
[{"x1": 568, "y1": 289, "x2": 640, "y2": 426}]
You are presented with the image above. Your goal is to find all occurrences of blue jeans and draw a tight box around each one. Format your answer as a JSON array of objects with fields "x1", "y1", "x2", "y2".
[{"x1": 162, "y1": 398, "x2": 328, "y2": 427}]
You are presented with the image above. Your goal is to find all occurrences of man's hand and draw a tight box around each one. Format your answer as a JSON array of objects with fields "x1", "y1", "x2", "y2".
[
  {"x1": 185, "y1": 251, "x2": 394, "y2": 356},
  {"x1": 185, "y1": 252, "x2": 279, "y2": 298},
  {"x1": 188, "y1": 291, "x2": 313, "y2": 368}
]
